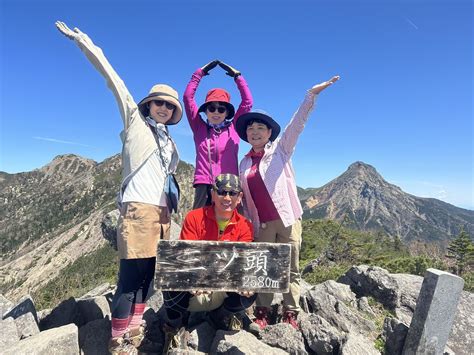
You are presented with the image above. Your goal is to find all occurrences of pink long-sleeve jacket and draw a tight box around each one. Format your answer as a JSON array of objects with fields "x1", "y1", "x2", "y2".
[{"x1": 184, "y1": 68, "x2": 253, "y2": 185}]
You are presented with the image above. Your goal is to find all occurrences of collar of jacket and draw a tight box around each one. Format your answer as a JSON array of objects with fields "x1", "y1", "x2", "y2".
[
  {"x1": 204, "y1": 204, "x2": 239, "y2": 225},
  {"x1": 206, "y1": 117, "x2": 233, "y2": 130},
  {"x1": 145, "y1": 116, "x2": 167, "y2": 132}
]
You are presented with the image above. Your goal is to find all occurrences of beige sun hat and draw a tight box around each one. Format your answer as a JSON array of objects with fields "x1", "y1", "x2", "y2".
[{"x1": 137, "y1": 84, "x2": 183, "y2": 125}]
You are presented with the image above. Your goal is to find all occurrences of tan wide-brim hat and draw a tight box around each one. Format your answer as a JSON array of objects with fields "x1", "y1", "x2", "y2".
[{"x1": 137, "y1": 84, "x2": 183, "y2": 125}]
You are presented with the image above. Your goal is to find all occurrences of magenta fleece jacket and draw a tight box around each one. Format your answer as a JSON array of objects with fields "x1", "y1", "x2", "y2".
[{"x1": 183, "y1": 68, "x2": 253, "y2": 185}]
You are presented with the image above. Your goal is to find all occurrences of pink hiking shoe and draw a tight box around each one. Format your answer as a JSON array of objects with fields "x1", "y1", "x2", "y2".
[
  {"x1": 254, "y1": 307, "x2": 271, "y2": 329},
  {"x1": 282, "y1": 310, "x2": 299, "y2": 330}
]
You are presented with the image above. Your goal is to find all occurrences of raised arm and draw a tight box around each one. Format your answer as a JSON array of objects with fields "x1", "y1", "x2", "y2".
[
  {"x1": 183, "y1": 60, "x2": 220, "y2": 131},
  {"x1": 55, "y1": 21, "x2": 136, "y2": 130},
  {"x1": 218, "y1": 61, "x2": 253, "y2": 120},
  {"x1": 279, "y1": 76, "x2": 340, "y2": 156}
]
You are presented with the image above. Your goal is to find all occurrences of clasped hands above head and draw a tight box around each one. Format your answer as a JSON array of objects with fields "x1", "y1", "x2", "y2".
[{"x1": 201, "y1": 60, "x2": 241, "y2": 78}]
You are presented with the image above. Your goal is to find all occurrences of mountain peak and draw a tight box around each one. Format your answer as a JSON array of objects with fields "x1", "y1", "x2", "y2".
[
  {"x1": 40, "y1": 154, "x2": 96, "y2": 177},
  {"x1": 347, "y1": 161, "x2": 378, "y2": 174},
  {"x1": 341, "y1": 161, "x2": 384, "y2": 184}
]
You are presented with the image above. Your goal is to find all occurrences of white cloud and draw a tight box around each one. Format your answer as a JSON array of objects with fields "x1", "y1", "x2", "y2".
[
  {"x1": 33, "y1": 136, "x2": 94, "y2": 148},
  {"x1": 403, "y1": 16, "x2": 419, "y2": 30}
]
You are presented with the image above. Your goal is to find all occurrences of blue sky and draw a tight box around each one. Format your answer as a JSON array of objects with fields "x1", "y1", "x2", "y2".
[{"x1": 1, "y1": 0, "x2": 472, "y2": 209}]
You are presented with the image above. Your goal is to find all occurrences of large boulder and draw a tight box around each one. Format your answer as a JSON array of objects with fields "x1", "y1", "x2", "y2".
[
  {"x1": 448, "y1": 291, "x2": 474, "y2": 355},
  {"x1": 14, "y1": 312, "x2": 40, "y2": 339},
  {"x1": 391, "y1": 273, "x2": 473, "y2": 354},
  {"x1": 39, "y1": 297, "x2": 79, "y2": 331},
  {"x1": 0, "y1": 317, "x2": 19, "y2": 347},
  {"x1": 76, "y1": 296, "x2": 111, "y2": 325},
  {"x1": 339, "y1": 333, "x2": 380, "y2": 355},
  {"x1": 3, "y1": 323, "x2": 79, "y2": 354},
  {"x1": 299, "y1": 312, "x2": 344, "y2": 354},
  {"x1": 390, "y1": 273, "x2": 423, "y2": 324},
  {"x1": 260, "y1": 323, "x2": 308, "y2": 355},
  {"x1": 3, "y1": 294, "x2": 38, "y2": 323},
  {"x1": 78, "y1": 318, "x2": 111, "y2": 354},
  {"x1": 211, "y1": 329, "x2": 287, "y2": 354},
  {"x1": 382, "y1": 317, "x2": 408, "y2": 355},
  {"x1": 305, "y1": 280, "x2": 376, "y2": 336},
  {"x1": 338, "y1": 265, "x2": 400, "y2": 309}
]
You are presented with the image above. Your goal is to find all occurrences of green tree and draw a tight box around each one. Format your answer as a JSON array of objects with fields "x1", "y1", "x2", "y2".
[{"x1": 446, "y1": 228, "x2": 474, "y2": 275}]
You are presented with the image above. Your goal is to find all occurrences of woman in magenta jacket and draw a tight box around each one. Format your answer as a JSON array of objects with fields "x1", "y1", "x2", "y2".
[{"x1": 183, "y1": 60, "x2": 253, "y2": 208}]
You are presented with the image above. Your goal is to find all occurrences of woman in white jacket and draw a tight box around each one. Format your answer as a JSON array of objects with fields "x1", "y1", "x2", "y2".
[{"x1": 56, "y1": 21, "x2": 183, "y2": 354}]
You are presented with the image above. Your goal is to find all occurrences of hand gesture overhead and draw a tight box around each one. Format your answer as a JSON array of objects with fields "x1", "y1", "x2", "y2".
[
  {"x1": 218, "y1": 61, "x2": 241, "y2": 78},
  {"x1": 55, "y1": 21, "x2": 81, "y2": 40},
  {"x1": 201, "y1": 60, "x2": 221, "y2": 75},
  {"x1": 308, "y1": 75, "x2": 340, "y2": 95}
]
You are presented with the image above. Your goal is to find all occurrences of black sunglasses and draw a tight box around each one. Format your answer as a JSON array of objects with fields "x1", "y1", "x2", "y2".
[
  {"x1": 152, "y1": 100, "x2": 175, "y2": 110},
  {"x1": 207, "y1": 105, "x2": 227, "y2": 114},
  {"x1": 215, "y1": 189, "x2": 239, "y2": 197}
]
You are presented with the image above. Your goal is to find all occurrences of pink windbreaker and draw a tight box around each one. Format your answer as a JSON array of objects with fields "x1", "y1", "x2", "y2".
[{"x1": 183, "y1": 68, "x2": 253, "y2": 185}]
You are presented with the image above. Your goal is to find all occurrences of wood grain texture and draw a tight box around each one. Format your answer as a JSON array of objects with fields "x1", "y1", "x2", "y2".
[{"x1": 155, "y1": 240, "x2": 291, "y2": 292}]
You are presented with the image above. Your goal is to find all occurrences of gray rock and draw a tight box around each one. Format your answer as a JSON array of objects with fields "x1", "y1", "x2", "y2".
[
  {"x1": 392, "y1": 273, "x2": 473, "y2": 355},
  {"x1": 0, "y1": 294, "x2": 13, "y2": 318},
  {"x1": 78, "y1": 318, "x2": 111, "y2": 355},
  {"x1": 3, "y1": 294, "x2": 38, "y2": 323},
  {"x1": 306, "y1": 280, "x2": 376, "y2": 335},
  {"x1": 211, "y1": 329, "x2": 287, "y2": 354},
  {"x1": 299, "y1": 312, "x2": 343, "y2": 354},
  {"x1": 391, "y1": 273, "x2": 423, "y2": 325},
  {"x1": 76, "y1": 296, "x2": 111, "y2": 325},
  {"x1": 402, "y1": 269, "x2": 464, "y2": 355},
  {"x1": 357, "y1": 296, "x2": 376, "y2": 317},
  {"x1": 4, "y1": 323, "x2": 79, "y2": 354},
  {"x1": 79, "y1": 282, "x2": 113, "y2": 299},
  {"x1": 0, "y1": 317, "x2": 19, "y2": 347},
  {"x1": 101, "y1": 209, "x2": 120, "y2": 249},
  {"x1": 260, "y1": 323, "x2": 308, "y2": 355},
  {"x1": 300, "y1": 279, "x2": 314, "y2": 313},
  {"x1": 338, "y1": 265, "x2": 400, "y2": 309},
  {"x1": 340, "y1": 333, "x2": 380, "y2": 355},
  {"x1": 15, "y1": 312, "x2": 40, "y2": 339},
  {"x1": 39, "y1": 297, "x2": 79, "y2": 331},
  {"x1": 448, "y1": 291, "x2": 474, "y2": 355},
  {"x1": 188, "y1": 321, "x2": 216, "y2": 352},
  {"x1": 383, "y1": 317, "x2": 408, "y2": 355}
]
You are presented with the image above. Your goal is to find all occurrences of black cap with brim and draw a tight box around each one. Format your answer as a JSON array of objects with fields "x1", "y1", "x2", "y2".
[{"x1": 235, "y1": 110, "x2": 281, "y2": 142}]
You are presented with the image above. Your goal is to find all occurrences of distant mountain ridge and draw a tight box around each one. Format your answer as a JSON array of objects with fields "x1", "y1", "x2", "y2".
[
  {"x1": 0, "y1": 154, "x2": 195, "y2": 299},
  {"x1": 298, "y1": 161, "x2": 474, "y2": 244},
  {"x1": 1, "y1": 155, "x2": 472, "y2": 299}
]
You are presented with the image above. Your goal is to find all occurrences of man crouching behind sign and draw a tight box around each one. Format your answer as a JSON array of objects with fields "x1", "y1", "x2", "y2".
[{"x1": 162, "y1": 174, "x2": 257, "y2": 351}]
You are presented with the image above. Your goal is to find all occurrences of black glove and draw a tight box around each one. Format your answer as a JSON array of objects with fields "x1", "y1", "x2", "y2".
[
  {"x1": 201, "y1": 60, "x2": 220, "y2": 75},
  {"x1": 219, "y1": 61, "x2": 241, "y2": 78}
]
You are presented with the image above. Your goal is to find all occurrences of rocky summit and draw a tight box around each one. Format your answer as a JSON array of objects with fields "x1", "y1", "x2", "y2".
[
  {"x1": 0, "y1": 265, "x2": 471, "y2": 354},
  {"x1": 298, "y1": 161, "x2": 474, "y2": 244}
]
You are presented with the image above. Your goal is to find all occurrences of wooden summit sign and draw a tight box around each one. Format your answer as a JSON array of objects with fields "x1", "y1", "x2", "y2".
[{"x1": 155, "y1": 240, "x2": 291, "y2": 293}]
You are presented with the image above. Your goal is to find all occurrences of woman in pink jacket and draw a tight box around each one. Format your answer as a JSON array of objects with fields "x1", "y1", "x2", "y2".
[
  {"x1": 236, "y1": 75, "x2": 340, "y2": 330},
  {"x1": 183, "y1": 60, "x2": 253, "y2": 208}
]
